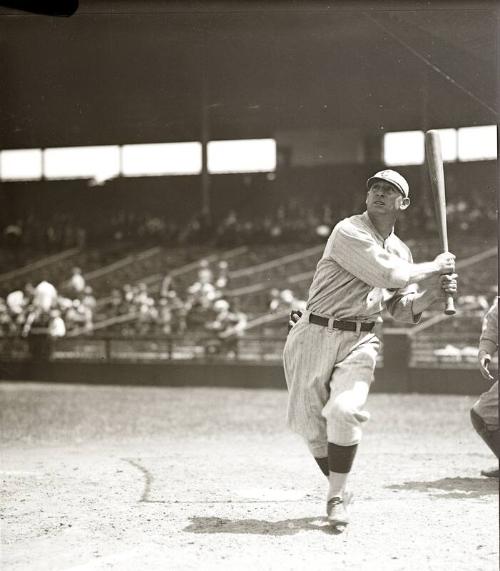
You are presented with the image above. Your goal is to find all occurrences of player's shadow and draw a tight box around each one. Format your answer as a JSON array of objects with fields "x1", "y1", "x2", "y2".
[
  {"x1": 386, "y1": 477, "x2": 498, "y2": 499},
  {"x1": 184, "y1": 516, "x2": 344, "y2": 536}
]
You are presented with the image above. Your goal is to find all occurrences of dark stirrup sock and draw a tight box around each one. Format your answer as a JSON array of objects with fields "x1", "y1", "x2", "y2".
[
  {"x1": 314, "y1": 456, "x2": 330, "y2": 477},
  {"x1": 328, "y1": 442, "x2": 358, "y2": 474}
]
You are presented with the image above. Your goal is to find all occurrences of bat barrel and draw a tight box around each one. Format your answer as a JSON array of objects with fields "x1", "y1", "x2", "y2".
[{"x1": 425, "y1": 129, "x2": 456, "y2": 316}]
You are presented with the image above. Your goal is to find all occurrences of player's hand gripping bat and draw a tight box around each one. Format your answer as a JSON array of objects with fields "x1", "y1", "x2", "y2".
[{"x1": 425, "y1": 130, "x2": 456, "y2": 316}]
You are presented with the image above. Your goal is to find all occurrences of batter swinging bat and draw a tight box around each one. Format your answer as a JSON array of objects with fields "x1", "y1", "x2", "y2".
[{"x1": 424, "y1": 129, "x2": 456, "y2": 315}]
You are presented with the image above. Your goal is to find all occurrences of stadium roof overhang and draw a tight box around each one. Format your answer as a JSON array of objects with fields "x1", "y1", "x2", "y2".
[{"x1": 0, "y1": 1, "x2": 497, "y2": 148}]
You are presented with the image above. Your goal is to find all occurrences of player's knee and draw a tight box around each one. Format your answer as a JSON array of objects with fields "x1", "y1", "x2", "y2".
[
  {"x1": 324, "y1": 395, "x2": 362, "y2": 431},
  {"x1": 470, "y1": 407, "x2": 488, "y2": 437},
  {"x1": 322, "y1": 394, "x2": 369, "y2": 445},
  {"x1": 327, "y1": 395, "x2": 360, "y2": 425}
]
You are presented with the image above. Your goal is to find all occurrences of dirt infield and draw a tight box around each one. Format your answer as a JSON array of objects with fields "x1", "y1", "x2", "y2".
[{"x1": 1, "y1": 382, "x2": 498, "y2": 570}]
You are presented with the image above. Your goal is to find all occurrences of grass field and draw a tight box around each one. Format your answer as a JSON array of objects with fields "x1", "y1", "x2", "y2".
[{"x1": 1, "y1": 382, "x2": 498, "y2": 570}]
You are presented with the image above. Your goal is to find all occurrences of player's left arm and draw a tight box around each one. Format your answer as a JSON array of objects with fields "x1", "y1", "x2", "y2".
[
  {"x1": 385, "y1": 272, "x2": 458, "y2": 323},
  {"x1": 410, "y1": 273, "x2": 458, "y2": 315}
]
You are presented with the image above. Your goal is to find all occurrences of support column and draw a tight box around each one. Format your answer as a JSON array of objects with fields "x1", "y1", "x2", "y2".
[{"x1": 200, "y1": 36, "x2": 211, "y2": 224}]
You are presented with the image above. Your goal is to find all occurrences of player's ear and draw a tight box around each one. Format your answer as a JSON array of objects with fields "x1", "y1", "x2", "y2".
[{"x1": 400, "y1": 197, "x2": 410, "y2": 210}]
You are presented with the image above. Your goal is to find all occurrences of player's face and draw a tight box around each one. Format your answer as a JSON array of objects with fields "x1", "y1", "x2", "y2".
[{"x1": 366, "y1": 181, "x2": 407, "y2": 214}]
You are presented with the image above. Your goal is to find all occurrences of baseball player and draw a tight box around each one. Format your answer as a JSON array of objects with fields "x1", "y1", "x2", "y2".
[
  {"x1": 470, "y1": 298, "x2": 498, "y2": 478},
  {"x1": 283, "y1": 169, "x2": 458, "y2": 529}
]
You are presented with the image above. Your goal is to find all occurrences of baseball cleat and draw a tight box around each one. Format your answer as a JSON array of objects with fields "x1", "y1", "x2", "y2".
[
  {"x1": 480, "y1": 466, "x2": 499, "y2": 478},
  {"x1": 326, "y1": 491, "x2": 352, "y2": 528}
]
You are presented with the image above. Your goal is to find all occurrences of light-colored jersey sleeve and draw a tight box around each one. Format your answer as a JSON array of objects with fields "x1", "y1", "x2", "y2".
[
  {"x1": 385, "y1": 282, "x2": 422, "y2": 324},
  {"x1": 479, "y1": 299, "x2": 498, "y2": 355},
  {"x1": 329, "y1": 220, "x2": 411, "y2": 289}
]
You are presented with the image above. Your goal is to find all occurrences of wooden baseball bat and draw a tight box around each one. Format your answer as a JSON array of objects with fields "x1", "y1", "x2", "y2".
[{"x1": 424, "y1": 130, "x2": 456, "y2": 315}]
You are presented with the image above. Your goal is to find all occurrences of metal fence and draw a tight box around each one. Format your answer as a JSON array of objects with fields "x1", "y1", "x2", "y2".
[
  {"x1": 0, "y1": 334, "x2": 288, "y2": 364},
  {"x1": 0, "y1": 330, "x2": 491, "y2": 370}
]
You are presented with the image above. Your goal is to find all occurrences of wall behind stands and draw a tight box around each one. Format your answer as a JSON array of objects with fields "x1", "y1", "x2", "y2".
[{"x1": 0, "y1": 358, "x2": 491, "y2": 396}]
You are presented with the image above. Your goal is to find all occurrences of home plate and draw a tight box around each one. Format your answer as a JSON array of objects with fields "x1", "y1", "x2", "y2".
[{"x1": 234, "y1": 488, "x2": 309, "y2": 501}]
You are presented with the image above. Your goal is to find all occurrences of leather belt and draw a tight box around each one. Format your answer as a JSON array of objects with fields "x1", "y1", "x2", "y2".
[{"x1": 309, "y1": 313, "x2": 375, "y2": 332}]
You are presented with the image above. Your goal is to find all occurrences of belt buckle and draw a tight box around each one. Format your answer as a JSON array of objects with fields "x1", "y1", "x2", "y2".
[{"x1": 355, "y1": 321, "x2": 361, "y2": 334}]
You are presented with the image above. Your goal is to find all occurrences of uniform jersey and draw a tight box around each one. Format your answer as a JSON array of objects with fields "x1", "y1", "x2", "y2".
[{"x1": 307, "y1": 212, "x2": 420, "y2": 323}]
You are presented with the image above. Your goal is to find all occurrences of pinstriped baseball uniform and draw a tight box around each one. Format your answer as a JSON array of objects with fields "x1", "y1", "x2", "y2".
[
  {"x1": 473, "y1": 299, "x2": 498, "y2": 430},
  {"x1": 283, "y1": 211, "x2": 422, "y2": 457}
]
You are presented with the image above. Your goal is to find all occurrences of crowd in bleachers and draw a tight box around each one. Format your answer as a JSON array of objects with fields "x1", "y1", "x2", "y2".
[
  {"x1": 0, "y1": 258, "x2": 250, "y2": 360},
  {"x1": 3, "y1": 192, "x2": 495, "y2": 257},
  {"x1": 0, "y1": 234, "x2": 496, "y2": 345},
  {"x1": 0, "y1": 267, "x2": 96, "y2": 339},
  {"x1": 103, "y1": 259, "x2": 248, "y2": 351}
]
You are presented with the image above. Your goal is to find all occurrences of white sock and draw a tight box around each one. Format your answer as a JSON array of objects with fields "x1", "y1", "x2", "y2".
[{"x1": 327, "y1": 471, "x2": 349, "y2": 501}]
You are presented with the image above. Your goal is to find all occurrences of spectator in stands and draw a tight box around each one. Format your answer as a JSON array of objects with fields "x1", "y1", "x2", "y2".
[
  {"x1": 33, "y1": 280, "x2": 58, "y2": 313},
  {"x1": 65, "y1": 299, "x2": 92, "y2": 334},
  {"x1": 215, "y1": 260, "x2": 230, "y2": 291},
  {"x1": 187, "y1": 274, "x2": 218, "y2": 309},
  {"x1": 280, "y1": 288, "x2": 307, "y2": 313},
  {"x1": 209, "y1": 299, "x2": 248, "y2": 359},
  {"x1": 67, "y1": 267, "x2": 86, "y2": 298},
  {"x1": 198, "y1": 259, "x2": 213, "y2": 284},
  {"x1": 23, "y1": 282, "x2": 35, "y2": 306},
  {"x1": 165, "y1": 290, "x2": 187, "y2": 335},
  {"x1": 48, "y1": 309, "x2": 66, "y2": 338},
  {"x1": 0, "y1": 298, "x2": 15, "y2": 336},
  {"x1": 137, "y1": 298, "x2": 158, "y2": 336},
  {"x1": 108, "y1": 288, "x2": 124, "y2": 317},
  {"x1": 81, "y1": 286, "x2": 97, "y2": 313},
  {"x1": 269, "y1": 287, "x2": 307, "y2": 315},
  {"x1": 458, "y1": 294, "x2": 490, "y2": 312},
  {"x1": 158, "y1": 297, "x2": 172, "y2": 335},
  {"x1": 187, "y1": 295, "x2": 217, "y2": 332},
  {"x1": 45, "y1": 225, "x2": 58, "y2": 252},
  {"x1": 160, "y1": 272, "x2": 175, "y2": 298},
  {"x1": 134, "y1": 283, "x2": 150, "y2": 308},
  {"x1": 215, "y1": 210, "x2": 239, "y2": 246},
  {"x1": 269, "y1": 288, "x2": 282, "y2": 313},
  {"x1": 6, "y1": 289, "x2": 26, "y2": 328},
  {"x1": 57, "y1": 294, "x2": 74, "y2": 319},
  {"x1": 3, "y1": 220, "x2": 23, "y2": 249}
]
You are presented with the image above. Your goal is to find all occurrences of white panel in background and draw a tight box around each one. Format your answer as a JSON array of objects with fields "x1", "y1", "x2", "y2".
[
  {"x1": 458, "y1": 125, "x2": 497, "y2": 161},
  {"x1": 0, "y1": 148, "x2": 42, "y2": 180},
  {"x1": 44, "y1": 146, "x2": 120, "y2": 180},
  {"x1": 121, "y1": 142, "x2": 202, "y2": 176},
  {"x1": 208, "y1": 139, "x2": 276, "y2": 174},
  {"x1": 384, "y1": 131, "x2": 425, "y2": 166}
]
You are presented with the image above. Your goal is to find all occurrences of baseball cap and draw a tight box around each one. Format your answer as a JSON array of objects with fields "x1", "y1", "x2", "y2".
[{"x1": 366, "y1": 169, "x2": 410, "y2": 198}]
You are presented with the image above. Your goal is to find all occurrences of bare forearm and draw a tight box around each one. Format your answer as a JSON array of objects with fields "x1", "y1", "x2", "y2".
[{"x1": 408, "y1": 261, "x2": 441, "y2": 284}]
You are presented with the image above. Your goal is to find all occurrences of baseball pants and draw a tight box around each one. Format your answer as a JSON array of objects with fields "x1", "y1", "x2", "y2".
[
  {"x1": 472, "y1": 381, "x2": 499, "y2": 431},
  {"x1": 283, "y1": 310, "x2": 380, "y2": 458}
]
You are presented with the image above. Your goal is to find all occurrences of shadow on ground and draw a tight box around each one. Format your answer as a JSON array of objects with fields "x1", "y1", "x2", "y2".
[
  {"x1": 184, "y1": 516, "x2": 345, "y2": 536},
  {"x1": 386, "y1": 477, "x2": 498, "y2": 499}
]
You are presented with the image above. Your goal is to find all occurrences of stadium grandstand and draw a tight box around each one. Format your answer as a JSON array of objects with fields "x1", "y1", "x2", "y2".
[{"x1": 0, "y1": 2, "x2": 497, "y2": 392}]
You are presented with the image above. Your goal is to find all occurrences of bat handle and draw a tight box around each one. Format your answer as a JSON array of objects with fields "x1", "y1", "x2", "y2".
[{"x1": 444, "y1": 294, "x2": 456, "y2": 315}]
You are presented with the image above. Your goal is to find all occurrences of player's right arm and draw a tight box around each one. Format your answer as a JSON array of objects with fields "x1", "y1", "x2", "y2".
[{"x1": 330, "y1": 222, "x2": 455, "y2": 289}]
